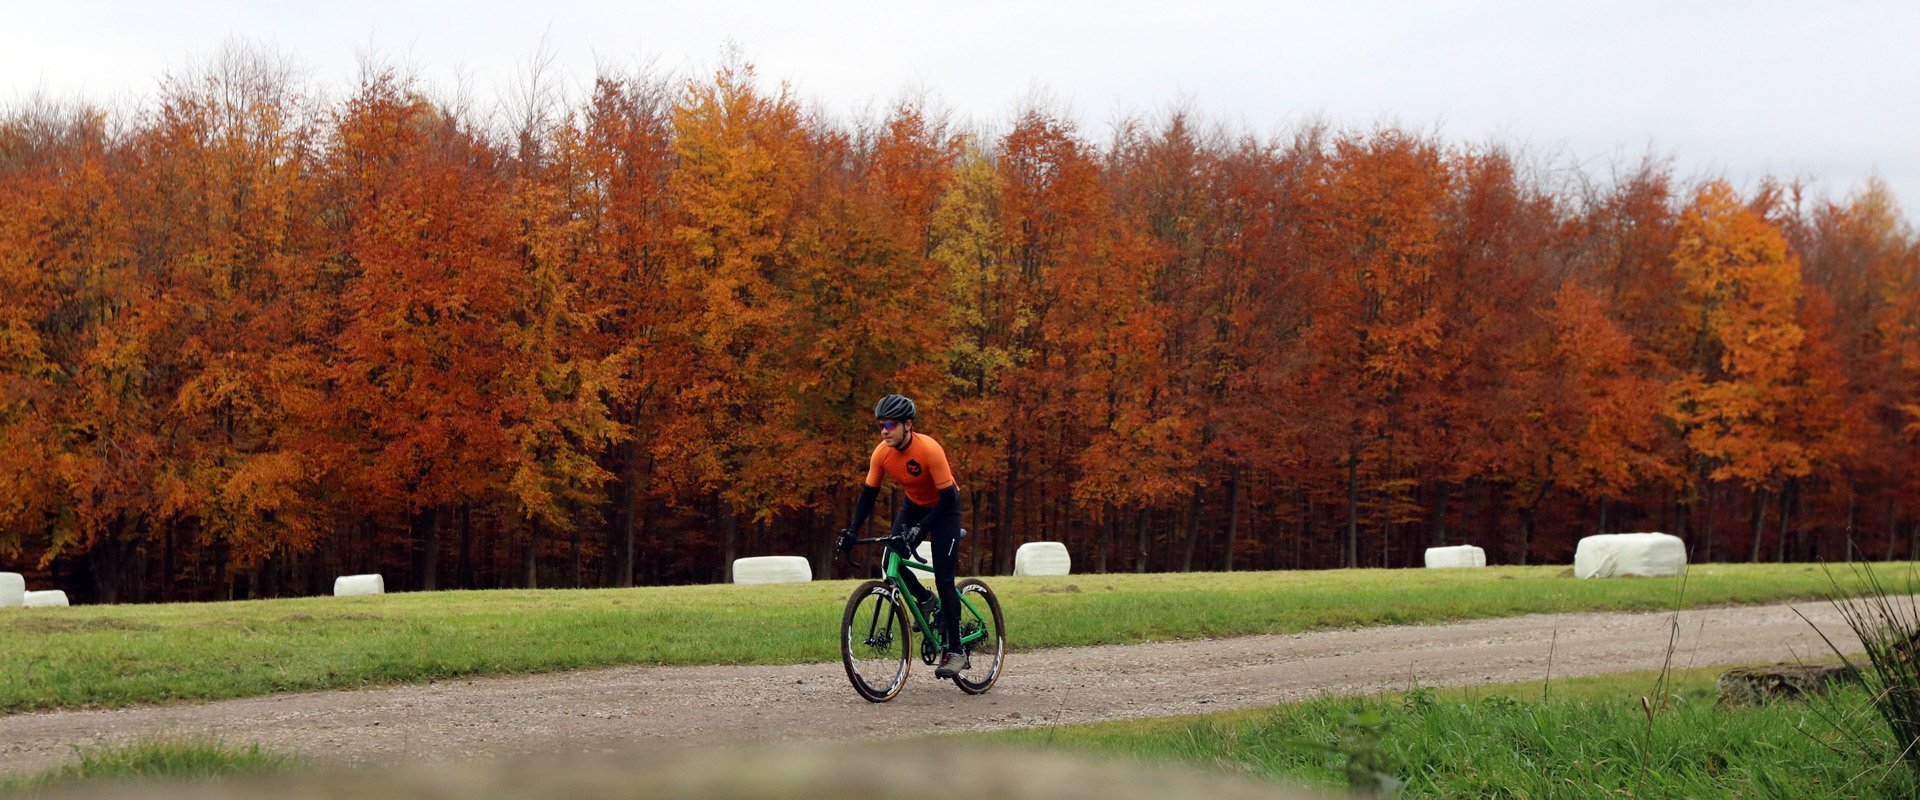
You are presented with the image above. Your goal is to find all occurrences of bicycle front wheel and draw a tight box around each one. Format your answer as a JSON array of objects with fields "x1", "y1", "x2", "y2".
[
  {"x1": 950, "y1": 577, "x2": 1005, "y2": 694},
  {"x1": 841, "y1": 579, "x2": 911, "y2": 702}
]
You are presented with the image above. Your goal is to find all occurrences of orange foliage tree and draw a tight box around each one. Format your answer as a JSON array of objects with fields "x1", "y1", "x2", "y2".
[
  {"x1": 1665, "y1": 181, "x2": 1830, "y2": 561},
  {"x1": 1302, "y1": 129, "x2": 1453, "y2": 568},
  {"x1": 1795, "y1": 179, "x2": 1920, "y2": 557},
  {"x1": 549, "y1": 73, "x2": 680, "y2": 586},
  {"x1": 984, "y1": 107, "x2": 1114, "y2": 573},
  {"x1": 654, "y1": 58, "x2": 818, "y2": 579},
  {"x1": 0, "y1": 103, "x2": 156, "y2": 601},
  {"x1": 320, "y1": 72, "x2": 532, "y2": 589},
  {"x1": 930, "y1": 141, "x2": 1019, "y2": 572},
  {"x1": 125, "y1": 52, "x2": 328, "y2": 597},
  {"x1": 798, "y1": 99, "x2": 958, "y2": 574}
]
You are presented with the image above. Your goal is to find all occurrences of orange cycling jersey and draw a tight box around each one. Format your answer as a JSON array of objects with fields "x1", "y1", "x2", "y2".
[{"x1": 866, "y1": 432, "x2": 957, "y2": 506}]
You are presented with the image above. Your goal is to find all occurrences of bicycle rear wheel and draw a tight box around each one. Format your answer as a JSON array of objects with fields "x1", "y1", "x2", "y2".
[
  {"x1": 841, "y1": 579, "x2": 911, "y2": 702},
  {"x1": 950, "y1": 578, "x2": 1005, "y2": 694}
]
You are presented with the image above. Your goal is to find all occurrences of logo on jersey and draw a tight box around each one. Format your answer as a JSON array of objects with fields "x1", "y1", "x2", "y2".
[{"x1": 906, "y1": 459, "x2": 923, "y2": 477}]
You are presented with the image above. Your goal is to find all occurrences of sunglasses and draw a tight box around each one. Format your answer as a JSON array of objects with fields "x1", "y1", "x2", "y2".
[{"x1": 876, "y1": 421, "x2": 902, "y2": 433}]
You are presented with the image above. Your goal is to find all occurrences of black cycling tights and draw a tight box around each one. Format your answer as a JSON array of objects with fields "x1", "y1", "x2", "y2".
[{"x1": 890, "y1": 499, "x2": 963, "y2": 654}]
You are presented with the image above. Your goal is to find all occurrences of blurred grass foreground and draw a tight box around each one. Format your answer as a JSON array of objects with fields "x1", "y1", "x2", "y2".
[{"x1": 11, "y1": 742, "x2": 1330, "y2": 800}]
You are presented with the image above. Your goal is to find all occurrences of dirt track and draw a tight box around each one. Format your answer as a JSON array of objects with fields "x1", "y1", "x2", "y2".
[{"x1": 0, "y1": 599, "x2": 1865, "y2": 777}]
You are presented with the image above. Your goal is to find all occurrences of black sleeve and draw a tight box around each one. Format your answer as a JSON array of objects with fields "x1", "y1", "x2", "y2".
[
  {"x1": 911, "y1": 485, "x2": 959, "y2": 529},
  {"x1": 848, "y1": 485, "x2": 880, "y2": 533}
]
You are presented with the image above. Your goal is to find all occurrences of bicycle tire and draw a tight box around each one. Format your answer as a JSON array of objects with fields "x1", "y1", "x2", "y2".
[
  {"x1": 841, "y1": 579, "x2": 911, "y2": 702},
  {"x1": 949, "y1": 577, "x2": 1005, "y2": 694}
]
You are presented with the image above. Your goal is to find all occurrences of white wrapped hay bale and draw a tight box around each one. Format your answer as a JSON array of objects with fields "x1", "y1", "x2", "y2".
[
  {"x1": 1574, "y1": 533, "x2": 1686, "y2": 578},
  {"x1": 1, "y1": 572, "x2": 23, "y2": 608},
  {"x1": 732, "y1": 555, "x2": 812, "y2": 585},
  {"x1": 1424, "y1": 545, "x2": 1487, "y2": 568},
  {"x1": 333, "y1": 574, "x2": 386, "y2": 596},
  {"x1": 23, "y1": 590, "x2": 69, "y2": 608},
  {"x1": 1013, "y1": 541, "x2": 1071, "y2": 576}
]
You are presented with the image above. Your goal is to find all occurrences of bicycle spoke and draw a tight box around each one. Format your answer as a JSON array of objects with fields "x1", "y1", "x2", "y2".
[
  {"x1": 841, "y1": 580, "x2": 910, "y2": 703},
  {"x1": 949, "y1": 578, "x2": 1005, "y2": 695}
]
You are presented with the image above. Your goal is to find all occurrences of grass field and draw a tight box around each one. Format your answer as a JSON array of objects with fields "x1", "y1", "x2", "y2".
[
  {"x1": 2, "y1": 562, "x2": 1912, "y2": 713},
  {"x1": 979, "y1": 667, "x2": 1911, "y2": 798}
]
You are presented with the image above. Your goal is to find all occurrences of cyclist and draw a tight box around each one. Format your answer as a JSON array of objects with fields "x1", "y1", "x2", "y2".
[{"x1": 837, "y1": 394, "x2": 969, "y2": 677}]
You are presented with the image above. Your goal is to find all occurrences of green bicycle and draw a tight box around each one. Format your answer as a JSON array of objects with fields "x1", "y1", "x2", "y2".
[{"x1": 838, "y1": 528, "x2": 1005, "y2": 702}]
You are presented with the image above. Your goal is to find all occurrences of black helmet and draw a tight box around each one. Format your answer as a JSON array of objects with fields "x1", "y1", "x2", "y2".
[{"x1": 874, "y1": 394, "x2": 917, "y2": 421}]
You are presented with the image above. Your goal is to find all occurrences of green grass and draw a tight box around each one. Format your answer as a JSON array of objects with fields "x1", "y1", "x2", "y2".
[
  {"x1": 0, "y1": 736, "x2": 299, "y2": 796},
  {"x1": 979, "y1": 668, "x2": 1912, "y2": 799},
  {"x1": 1, "y1": 562, "x2": 1910, "y2": 713}
]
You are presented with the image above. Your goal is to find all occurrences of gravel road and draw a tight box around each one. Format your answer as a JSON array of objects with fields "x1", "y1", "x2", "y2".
[{"x1": 0, "y1": 598, "x2": 1864, "y2": 777}]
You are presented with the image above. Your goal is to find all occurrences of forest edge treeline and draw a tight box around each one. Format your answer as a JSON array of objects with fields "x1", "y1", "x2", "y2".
[{"x1": 2, "y1": 48, "x2": 1916, "y2": 603}]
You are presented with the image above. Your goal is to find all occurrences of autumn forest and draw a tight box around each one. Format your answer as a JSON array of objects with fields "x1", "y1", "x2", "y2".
[{"x1": 3, "y1": 52, "x2": 1918, "y2": 603}]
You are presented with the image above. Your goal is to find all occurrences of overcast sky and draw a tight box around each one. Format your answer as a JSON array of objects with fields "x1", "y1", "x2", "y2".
[{"x1": 5, "y1": 1, "x2": 1916, "y2": 220}]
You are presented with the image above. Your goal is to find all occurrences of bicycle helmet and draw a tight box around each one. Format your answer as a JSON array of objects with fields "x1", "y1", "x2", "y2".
[{"x1": 873, "y1": 394, "x2": 917, "y2": 421}]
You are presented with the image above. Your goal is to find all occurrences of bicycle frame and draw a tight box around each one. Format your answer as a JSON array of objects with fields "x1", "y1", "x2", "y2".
[{"x1": 858, "y1": 535, "x2": 987, "y2": 653}]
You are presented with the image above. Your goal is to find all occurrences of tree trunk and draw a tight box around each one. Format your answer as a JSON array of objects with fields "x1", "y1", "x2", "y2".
[
  {"x1": 632, "y1": 431, "x2": 654, "y2": 586},
  {"x1": 1776, "y1": 480, "x2": 1794, "y2": 563},
  {"x1": 1749, "y1": 488, "x2": 1769, "y2": 563},
  {"x1": 722, "y1": 504, "x2": 739, "y2": 583},
  {"x1": 570, "y1": 521, "x2": 583, "y2": 588},
  {"x1": 489, "y1": 517, "x2": 502, "y2": 588},
  {"x1": 1223, "y1": 471, "x2": 1243, "y2": 572},
  {"x1": 1180, "y1": 490, "x2": 1204, "y2": 571},
  {"x1": 1429, "y1": 482, "x2": 1450, "y2": 547},
  {"x1": 217, "y1": 543, "x2": 231, "y2": 601},
  {"x1": 1701, "y1": 481, "x2": 1716, "y2": 563},
  {"x1": 523, "y1": 522, "x2": 541, "y2": 589},
  {"x1": 604, "y1": 437, "x2": 635, "y2": 588},
  {"x1": 1039, "y1": 495, "x2": 1051, "y2": 549},
  {"x1": 1164, "y1": 508, "x2": 1177, "y2": 568},
  {"x1": 1298, "y1": 489, "x2": 1313, "y2": 570},
  {"x1": 996, "y1": 452, "x2": 1019, "y2": 575},
  {"x1": 805, "y1": 498, "x2": 825, "y2": 580},
  {"x1": 457, "y1": 503, "x2": 474, "y2": 589},
  {"x1": 969, "y1": 490, "x2": 984, "y2": 576},
  {"x1": 161, "y1": 520, "x2": 176, "y2": 603},
  {"x1": 1518, "y1": 507, "x2": 1534, "y2": 566},
  {"x1": 1096, "y1": 508, "x2": 1112, "y2": 574},
  {"x1": 1345, "y1": 444, "x2": 1360, "y2": 569},
  {"x1": 1134, "y1": 508, "x2": 1150, "y2": 573},
  {"x1": 90, "y1": 533, "x2": 122, "y2": 605},
  {"x1": 1061, "y1": 497, "x2": 1073, "y2": 551},
  {"x1": 255, "y1": 556, "x2": 276, "y2": 599},
  {"x1": 1470, "y1": 479, "x2": 1491, "y2": 562},
  {"x1": 616, "y1": 488, "x2": 637, "y2": 588},
  {"x1": 1380, "y1": 489, "x2": 1392, "y2": 568},
  {"x1": 488, "y1": 516, "x2": 502, "y2": 588},
  {"x1": 413, "y1": 506, "x2": 440, "y2": 592},
  {"x1": 1844, "y1": 487, "x2": 1857, "y2": 562}
]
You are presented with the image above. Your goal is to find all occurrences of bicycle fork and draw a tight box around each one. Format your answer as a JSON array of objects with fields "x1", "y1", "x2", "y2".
[{"x1": 863, "y1": 589, "x2": 893, "y2": 648}]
